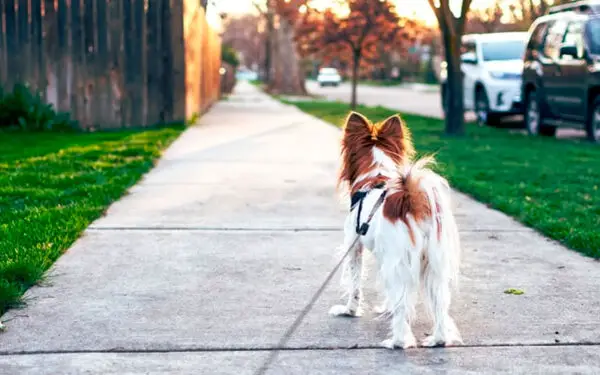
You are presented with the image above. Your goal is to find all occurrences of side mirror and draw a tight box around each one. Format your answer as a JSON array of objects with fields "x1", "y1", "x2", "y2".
[
  {"x1": 559, "y1": 44, "x2": 579, "y2": 59},
  {"x1": 461, "y1": 52, "x2": 478, "y2": 65}
]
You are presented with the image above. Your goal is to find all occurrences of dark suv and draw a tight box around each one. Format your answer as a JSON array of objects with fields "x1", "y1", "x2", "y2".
[{"x1": 521, "y1": 0, "x2": 600, "y2": 141}]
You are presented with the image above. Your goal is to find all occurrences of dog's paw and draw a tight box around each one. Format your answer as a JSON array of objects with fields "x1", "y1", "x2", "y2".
[
  {"x1": 380, "y1": 334, "x2": 417, "y2": 350},
  {"x1": 328, "y1": 305, "x2": 361, "y2": 317},
  {"x1": 421, "y1": 332, "x2": 463, "y2": 348}
]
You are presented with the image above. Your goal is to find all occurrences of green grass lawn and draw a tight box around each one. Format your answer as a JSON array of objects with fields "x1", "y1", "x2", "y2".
[
  {"x1": 0, "y1": 127, "x2": 183, "y2": 314},
  {"x1": 285, "y1": 100, "x2": 600, "y2": 259}
]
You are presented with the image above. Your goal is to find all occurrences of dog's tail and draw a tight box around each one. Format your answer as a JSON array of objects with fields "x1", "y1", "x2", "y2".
[{"x1": 384, "y1": 156, "x2": 461, "y2": 289}]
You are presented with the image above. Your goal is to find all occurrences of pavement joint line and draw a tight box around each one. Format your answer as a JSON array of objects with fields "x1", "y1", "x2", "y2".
[
  {"x1": 86, "y1": 227, "x2": 342, "y2": 232},
  {"x1": 86, "y1": 227, "x2": 533, "y2": 233},
  {"x1": 2, "y1": 342, "x2": 600, "y2": 356}
]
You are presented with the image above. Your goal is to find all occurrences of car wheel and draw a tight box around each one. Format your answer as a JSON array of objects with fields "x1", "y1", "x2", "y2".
[
  {"x1": 525, "y1": 90, "x2": 556, "y2": 137},
  {"x1": 474, "y1": 88, "x2": 501, "y2": 126},
  {"x1": 586, "y1": 96, "x2": 600, "y2": 143}
]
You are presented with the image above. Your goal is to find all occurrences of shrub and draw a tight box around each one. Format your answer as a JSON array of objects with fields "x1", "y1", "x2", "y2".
[
  {"x1": 221, "y1": 44, "x2": 240, "y2": 68},
  {"x1": 0, "y1": 83, "x2": 76, "y2": 131}
]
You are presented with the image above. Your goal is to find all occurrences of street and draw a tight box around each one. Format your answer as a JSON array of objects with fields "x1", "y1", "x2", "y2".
[{"x1": 306, "y1": 81, "x2": 587, "y2": 140}]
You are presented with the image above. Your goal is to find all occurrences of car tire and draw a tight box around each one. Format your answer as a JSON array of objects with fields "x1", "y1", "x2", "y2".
[
  {"x1": 474, "y1": 88, "x2": 501, "y2": 126},
  {"x1": 525, "y1": 90, "x2": 556, "y2": 137},
  {"x1": 586, "y1": 96, "x2": 600, "y2": 143}
]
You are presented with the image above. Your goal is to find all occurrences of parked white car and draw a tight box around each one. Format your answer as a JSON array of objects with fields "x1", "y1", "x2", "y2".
[
  {"x1": 317, "y1": 67, "x2": 342, "y2": 87},
  {"x1": 440, "y1": 32, "x2": 529, "y2": 125}
]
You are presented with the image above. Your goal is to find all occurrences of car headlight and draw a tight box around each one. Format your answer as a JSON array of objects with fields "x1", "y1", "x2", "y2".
[{"x1": 489, "y1": 71, "x2": 521, "y2": 80}]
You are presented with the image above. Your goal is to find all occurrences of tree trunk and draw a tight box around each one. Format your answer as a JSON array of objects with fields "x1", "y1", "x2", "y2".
[
  {"x1": 350, "y1": 51, "x2": 360, "y2": 109},
  {"x1": 267, "y1": 14, "x2": 306, "y2": 95},
  {"x1": 264, "y1": 6, "x2": 274, "y2": 83},
  {"x1": 443, "y1": 31, "x2": 465, "y2": 136}
]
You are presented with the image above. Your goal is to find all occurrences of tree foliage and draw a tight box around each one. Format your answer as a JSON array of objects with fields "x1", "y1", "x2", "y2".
[
  {"x1": 295, "y1": 0, "x2": 418, "y2": 109},
  {"x1": 222, "y1": 14, "x2": 266, "y2": 71},
  {"x1": 467, "y1": 0, "x2": 573, "y2": 33},
  {"x1": 221, "y1": 44, "x2": 240, "y2": 68}
]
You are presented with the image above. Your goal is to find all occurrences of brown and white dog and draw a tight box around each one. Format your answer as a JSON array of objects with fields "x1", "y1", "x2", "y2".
[{"x1": 329, "y1": 112, "x2": 462, "y2": 349}]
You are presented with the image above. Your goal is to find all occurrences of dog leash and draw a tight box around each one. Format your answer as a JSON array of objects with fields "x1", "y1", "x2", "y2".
[{"x1": 253, "y1": 189, "x2": 388, "y2": 375}]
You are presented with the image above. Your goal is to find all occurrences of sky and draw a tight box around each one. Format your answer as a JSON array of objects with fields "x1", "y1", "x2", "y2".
[{"x1": 211, "y1": 0, "x2": 506, "y2": 26}]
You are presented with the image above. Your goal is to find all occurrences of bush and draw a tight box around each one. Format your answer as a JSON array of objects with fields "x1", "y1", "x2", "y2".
[
  {"x1": 0, "y1": 83, "x2": 76, "y2": 131},
  {"x1": 221, "y1": 44, "x2": 240, "y2": 68}
]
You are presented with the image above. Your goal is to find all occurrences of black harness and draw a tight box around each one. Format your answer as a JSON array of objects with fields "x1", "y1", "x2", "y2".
[{"x1": 350, "y1": 182, "x2": 387, "y2": 236}]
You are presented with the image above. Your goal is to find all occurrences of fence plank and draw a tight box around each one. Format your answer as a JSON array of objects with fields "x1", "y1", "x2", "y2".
[
  {"x1": 170, "y1": 0, "x2": 185, "y2": 122},
  {"x1": 159, "y1": 0, "x2": 172, "y2": 122},
  {"x1": 131, "y1": 0, "x2": 144, "y2": 126},
  {"x1": 107, "y1": 0, "x2": 124, "y2": 126},
  {"x1": 0, "y1": 0, "x2": 7, "y2": 85},
  {"x1": 145, "y1": 0, "x2": 161, "y2": 126},
  {"x1": 69, "y1": 0, "x2": 84, "y2": 125},
  {"x1": 56, "y1": 0, "x2": 68, "y2": 111},
  {"x1": 30, "y1": 0, "x2": 43, "y2": 95},
  {"x1": 15, "y1": 0, "x2": 27, "y2": 83},
  {"x1": 5, "y1": 0, "x2": 17, "y2": 88}
]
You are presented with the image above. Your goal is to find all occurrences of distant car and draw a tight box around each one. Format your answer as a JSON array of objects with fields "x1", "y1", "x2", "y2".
[
  {"x1": 440, "y1": 32, "x2": 529, "y2": 126},
  {"x1": 317, "y1": 67, "x2": 342, "y2": 87},
  {"x1": 521, "y1": 0, "x2": 600, "y2": 141}
]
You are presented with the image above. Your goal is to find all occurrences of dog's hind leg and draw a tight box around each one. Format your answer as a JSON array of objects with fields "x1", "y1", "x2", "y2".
[
  {"x1": 421, "y1": 240, "x2": 462, "y2": 347},
  {"x1": 376, "y1": 222, "x2": 420, "y2": 349},
  {"x1": 329, "y1": 228, "x2": 364, "y2": 317}
]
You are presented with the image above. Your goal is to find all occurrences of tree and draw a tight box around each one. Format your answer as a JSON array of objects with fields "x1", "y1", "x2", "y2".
[
  {"x1": 252, "y1": 0, "x2": 308, "y2": 95},
  {"x1": 296, "y1": 0, "x2": 413, "y2": 109},
  {"x1": 428, "y1": 0, "x2": 473, "y2": 136},
  {"x1": 467, "y1": 0, "x2": 572, "y2": 33},
  {"x1": 467, "y1": 2, "x2": 504, "y2": 33},
  {"x1": 508, "y1": 0, "x2": 571, "y2": 29},
  {"x1": 222, "y1": 14, "x2": 266, "y2": 72}
]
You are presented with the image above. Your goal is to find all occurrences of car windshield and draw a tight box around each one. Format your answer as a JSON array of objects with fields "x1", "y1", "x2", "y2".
[
  {"x1": 587, "y1": 19, "x2": 600, "y2": 55},
  {"x1": 319, "y1": 68, "x2": 338, "y2": 75},
  {"x1": 481, "y1": 40, "x2": 526, "y2": 61}
]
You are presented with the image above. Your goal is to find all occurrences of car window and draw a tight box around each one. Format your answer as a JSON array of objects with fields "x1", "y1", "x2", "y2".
[
  {"x1": 586, "y1": 18, "x2": 600, "y2": 55},
  {"x1": 461, "y1": 41, "x2": 477, "y2": 62},
  {"x1": 319, "y1": 68, "x2": 338, "y2": 75},
  {"x1": 481, "y1": 40, "x2": 526, "y2": 61},
  {"x1": 543, "y1": 20, "x2": 568, "y2": 59},
  {"x1": 528, "y1": 22, "x2": 549, "y2": 51},
  {"x1": 563, "y1": 20, "x2": 585, "y2": 59}
]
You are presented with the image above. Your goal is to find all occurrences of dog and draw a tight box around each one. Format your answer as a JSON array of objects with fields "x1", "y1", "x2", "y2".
[{"x1": 329, "y1": 111, "x2": 462, "y2": 349}]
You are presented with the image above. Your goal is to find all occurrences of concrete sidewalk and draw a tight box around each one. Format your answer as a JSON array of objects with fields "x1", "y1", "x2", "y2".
[{"x1": 1, "y1": 81, "x2": 599, "y2": 374}]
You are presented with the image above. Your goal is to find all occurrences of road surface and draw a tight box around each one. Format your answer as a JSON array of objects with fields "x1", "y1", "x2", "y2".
[{"x1": 306, "y1": 81, "x2": 587, "y2": 140}]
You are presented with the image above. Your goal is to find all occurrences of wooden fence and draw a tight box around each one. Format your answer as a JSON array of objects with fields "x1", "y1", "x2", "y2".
[{"x1": 0, "y1": 0, "x2": 221, "y2": 129}]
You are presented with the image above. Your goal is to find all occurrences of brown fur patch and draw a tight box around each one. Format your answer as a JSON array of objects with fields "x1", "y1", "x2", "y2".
[
  {"x1": 351, "y1": 174, "x2": 390, "y2": 195},
  {"x1": 338, "y1": 112, "x2": 415, "y2": 190},
  {"x1": 432, "y1": 186, "x2": 443, "y2": 242},
  {"x1": 382, "y1": 173, "x2": 431, "y2": 245}
]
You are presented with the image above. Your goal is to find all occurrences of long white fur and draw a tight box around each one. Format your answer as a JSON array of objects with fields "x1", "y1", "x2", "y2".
[{"x1": 329, "y1": 148, "x2": 463, "y2": 349}]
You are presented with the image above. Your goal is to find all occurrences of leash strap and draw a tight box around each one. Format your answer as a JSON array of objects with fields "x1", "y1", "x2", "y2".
[
  {"x1": 357, "y1": 189, "x2": 388, "y2": 235},
  {"x1": 253, "y1": 188, "x2": 388, "y2": 375}
]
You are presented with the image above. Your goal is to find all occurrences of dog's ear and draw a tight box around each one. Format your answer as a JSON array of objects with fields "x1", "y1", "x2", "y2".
[
  {"x1": 344, "y1": 111, "x2": 370, "y2": 131},
  {"x1": 378, "y1": 114, "x2": 415, "y2": 161},
  {"x1": 380, "y1": 114, "x2": 404, "y2": 136}
]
